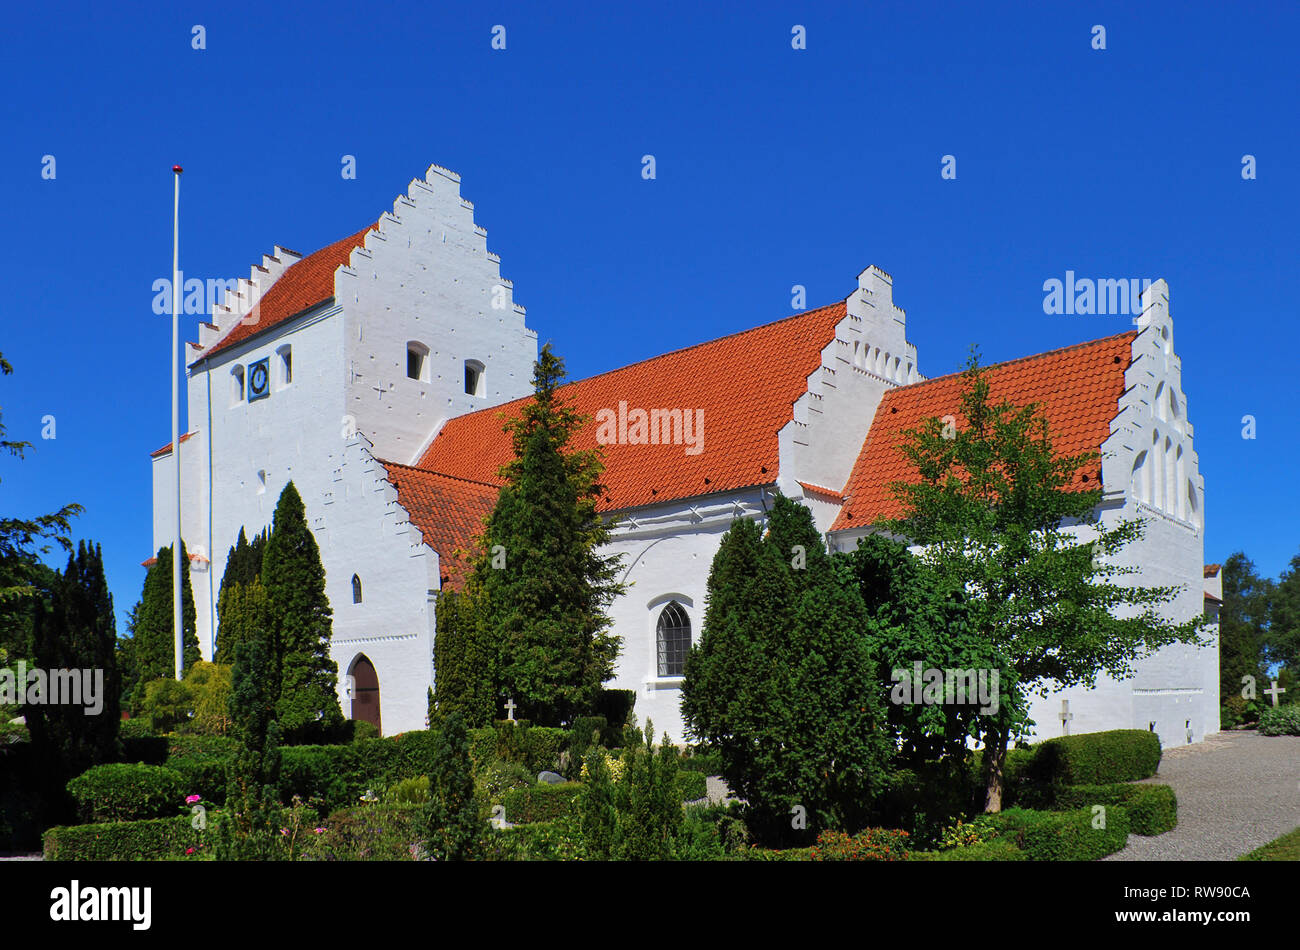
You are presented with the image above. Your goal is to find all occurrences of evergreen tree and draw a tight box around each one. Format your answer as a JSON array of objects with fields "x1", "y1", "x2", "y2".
[
  {"x1": 217, "y1": 638, "x2": 284, "y2": 861},
  {"x1": 430, "y1": 582, "x2": 495, "y2": 727},
  {"x1": 614, "y1": 722, "x2": 683, "y2": 860},
  {"x1": 116, "y1": 602, "x2": 141, "y2": 709},
  {"x1": 422, "y1": 712, "x2": 484, "y2": 860},
  {"x1": 474, "y1": 344, "x2": 624, "y2": 724},
  {"x1": 1267, "y1": 551, "x2": 1300, "y2": 674},
  {"x1": 27, "y1": 540, "x2": 121, "y2": 788},
  {"x1": 216, "y1": 577, "x2": 268, "y2": 666},
  {"x1": 261, "y1": 481, "x2": 342, "y2": 742},
  {"x1": 133, "y1": 541, "x2": 199, "y2": 691},
  {"x1": 1220, "y1": 553, "x2": 1271, "y2": 705}
]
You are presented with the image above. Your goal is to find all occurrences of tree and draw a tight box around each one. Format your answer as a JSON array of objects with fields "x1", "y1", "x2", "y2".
[
  {"x1": 217, "y1": 638, "x2": 283, "y2": 861},
  {"x1": 216, "y1": 577, "x2": 268, "y2": 667},
  {"x1": 1267, "y1": 551, "x2": 1300, "y2": 674},
  {"x1": 682, "y1": 497, "x2": 894, "y2": 844},
  {"x1": 116, "y1": 601, "x2": 142, "y2": 709},
  {"x1": 26, "y1": 540, "x2": 121, "y2": 787},
  {"x1": 132, "y1": 541, "x2": 200, "y2": 694},
  {"x1": 261, "y1": 481, "x2": 342, "y2": 742},
  {"x1": 422, "y1": 712, "x2": 484, "y2": 860},
  {"x1": 473, "y1": 344, "x2": 624, "y2": 725},
  {"x1": 1219, "y1": 553, "x2": 1271, "y2": 707},
  {"x1": 578, "y1": 722, "x2": 684, "y2": 860},
  {"x1": 430, "y1": 582, "x2": 495, "y2": 727},
  {"x1": 879, "y1": 350, "x2": 1207, "y2": 812}
]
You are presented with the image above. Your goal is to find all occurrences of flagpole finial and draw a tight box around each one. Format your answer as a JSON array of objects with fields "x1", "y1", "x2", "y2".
[{"x1": 173, "y1": 165, "x2": 183, "y2": 174}]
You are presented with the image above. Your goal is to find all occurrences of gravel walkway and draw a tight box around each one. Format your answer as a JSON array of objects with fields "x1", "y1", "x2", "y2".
[{"x1": 1103, "y1": 730, "x2": 1300, "y2": 861}]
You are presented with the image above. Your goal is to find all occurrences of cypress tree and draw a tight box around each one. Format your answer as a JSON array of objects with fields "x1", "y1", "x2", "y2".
[
  {"x1": 217, "y1": 637, "x2": 284, "y2": 861},
  {"x1": 133, "y1": 541, "x2": 199, "y2": 690},
  {"x1": 430, "y1": 581, "x2": 495, "y2": 727},
  {"x1": 422, "y1": 712, "x2": 484, "y2": 860},
  {"x1": 261, "y1": 481, "x2": 342, "y2": 742},
  {"x1": 216, "y1": 576, "x2": 268, "y2": 666},
  {"x1": 475, "y1": 344, "x2": 624, "y2": 725}
]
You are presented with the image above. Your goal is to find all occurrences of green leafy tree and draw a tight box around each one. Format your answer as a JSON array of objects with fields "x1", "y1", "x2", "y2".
[
  {"x1": 216, "y1": 576, "x2": 268, "y2": 667},
  {"x1": 422, "y1": 712, "x2": 484, "y2": 860},
  {"x1": 614, "y1": 721, "x2": 683, "y2": 860},
  {"x1": 1267, "y1": 551, "x2": 1300, "y2": 674},
  {"x1": 116, "y1": 602, "x2": 141, "y2": 710},
  {"x1": 430, "y1": 581, "x2": 495, "y2": 727},
  {"x1": 132, "y1": 541, "x2": 200, "y2": 696},
  {"x1": 261, "y1": 481, "x2": 342, "y2": 742},
  {"x1": 1219, "y1": 553, "x2": 1271, "y2": 708},
  {"x1": 474, "y1": 344, "x2": 625, "y2": 725},
  {"x1": 217, "y1": 637, "x2": 284, "y2": 861},
  {"x1": 879, "y1": 350, "x2": 1207, "y2": 812}
]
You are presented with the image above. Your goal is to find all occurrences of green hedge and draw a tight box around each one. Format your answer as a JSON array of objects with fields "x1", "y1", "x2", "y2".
[
  {"x1": 44, "y1": 814, "x2": 209, "y2": 861},
  {"x1": 1053, "y1": 783, "x2": 1176, "y2": 836},
  {"x1": 468, "y1": 723, "x2": 568, "y2": 775},
  {"x1": 164, "y1": 735, "x2": 239, "y2": 805},
  {"x1": 989, "y1": 806, "x2": 1129, "y2": 860},
  {"x1": 67, "y1": 764, "x2": 186, "y2": 823},
  {"x1": 911, "y1": 839, "x2": 1028, "y2": 861},
  {"x1": 1258, "y1": 705, "x2": 1300, "y2": 736},
  {"x1": 679, "y1": 752, "x2": 723, "y2": 776},
  {"x1": 491, "y1": 813, "x2": 589, "y2": 861},
  {"x1": 1028, "y1": 730, "x2": 1162, "y2": 787},
  {"x1": 676, "y1": 770, "x2": 708, "y2": 802},
  {"x1": 500, "y1": 783, "x2": 582, "y2": 824},
  {"x1": 303, "y1": 804, "x2": 421, "y2": 861}
]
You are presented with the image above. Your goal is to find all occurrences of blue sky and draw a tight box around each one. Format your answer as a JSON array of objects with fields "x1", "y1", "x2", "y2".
[{"x1": 2, "y1": 1, "x2": 1296, "y2": 632}]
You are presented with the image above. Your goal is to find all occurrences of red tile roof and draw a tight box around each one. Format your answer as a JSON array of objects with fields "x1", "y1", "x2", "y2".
[
  {"x1": 832, "y1": 332, "x2": 1137, "y2": 531},
  {"x1": 150, "y1": 431, "x2": 197, "y2": 457},
  {"x1": 416, "y1": 303, "x2": 847, "y2": 513},
  {"x1": 195, "y1": 223, "x2": 378, "y2": 362},
  {"x1": 379, "y1": 461, "x2": 501, "y2": 589},
  {"x1": 797, "y1": 480, "x2": 844, "y2": 501},
  {"x1": 1204, "y1": 564, "x2": 1222, "y2": 578}
]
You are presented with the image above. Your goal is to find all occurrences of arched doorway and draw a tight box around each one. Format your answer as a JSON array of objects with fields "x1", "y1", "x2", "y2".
[{"x1": 349, "y1": 654, "x2": 381, "y2": 736}]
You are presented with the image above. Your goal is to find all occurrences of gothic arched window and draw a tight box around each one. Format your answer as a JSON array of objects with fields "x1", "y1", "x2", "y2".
[
  {"x1": 352, "y1": 574, "x2": 362, "y2": 604},
  {"x1": 656, "y1": 601, "x2": 691, "y2": 677}
]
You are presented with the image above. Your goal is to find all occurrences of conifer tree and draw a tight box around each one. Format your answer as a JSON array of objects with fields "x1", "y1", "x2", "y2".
[
  {"x1": 217, "y1": 637, "x2": 284, "y2": 861},
  {"x1": 430, "y1": 581, "x2": 495, "y2": 727},
  {"x1": 261, "y1": 481, "x2": 342, "y2": 741},
  {"x1": 422, "y1": 712, "x2": 484, "y2": 860},
  {"x1": 133, "y1": 541, "x2": 200, "y2": 691},
  {"x1": 216, "y1": 576, "x2": 268, "y2": 666},
  {"x1": 473, "y1": 344, "x2": 624, "y2": 725}
]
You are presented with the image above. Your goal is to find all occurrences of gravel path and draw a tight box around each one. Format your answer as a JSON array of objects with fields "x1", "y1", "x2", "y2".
[{"x1": 1104, "y1": 730, "x2": 1300, "y2": 861}]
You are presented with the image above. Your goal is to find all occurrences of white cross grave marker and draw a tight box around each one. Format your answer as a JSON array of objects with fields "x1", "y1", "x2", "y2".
[
  {"x1": 1265, "y1": 681, "x2": 1286, "y2": 706},
  {"x1": 1060, "y1": 699, "x2": 1074, "y2": 735},
  {"x1": 504, "y1": 697, "x2": 517, "y2": 722}
]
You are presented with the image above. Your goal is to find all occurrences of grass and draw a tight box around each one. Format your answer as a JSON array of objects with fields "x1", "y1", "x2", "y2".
[{"x1": 1239, "y1": 826, "x2": 1300, "y2": 861}]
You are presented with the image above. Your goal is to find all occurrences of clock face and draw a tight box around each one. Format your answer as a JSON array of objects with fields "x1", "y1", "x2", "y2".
[{"x1": 248, "y1": 358, "x2": 270, "y2": 401}]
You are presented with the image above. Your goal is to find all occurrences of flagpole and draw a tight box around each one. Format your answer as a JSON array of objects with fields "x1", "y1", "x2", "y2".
[{"x1": 172, "y1": 164, "x2": 184, "y2": 681}]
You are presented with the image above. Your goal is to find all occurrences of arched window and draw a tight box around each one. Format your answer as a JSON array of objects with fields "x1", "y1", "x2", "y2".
[
  {"x1": 656, "y1": 601, "x2": 691, "y2": 677},
  {"x1": 230, "y1": 365, "x2": 245, "y2": 406},
  {"x1": 276, "y1": 344, "x2": 292, "y2": 388},
  {"x1": 351, "y1": 574, "x2": 362, "y2": 604}
]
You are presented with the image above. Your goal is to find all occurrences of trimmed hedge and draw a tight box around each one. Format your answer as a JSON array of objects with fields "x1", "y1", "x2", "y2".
[
  {"x1": 1258, "y1": 705, "x2": 1300, "y2": 736},
  {"x1": 676, "y1": 770, "x2": 708, "y2": 803},
  {"x1": 1027, "y1": 730, "x2": 1162, "y2": 787},
  {"x1": 67, "y1": 764, "x2": 186, "y2": 823},
  {"x1": 468, "y1": 723, "x2": 568, "y2": 775},
  {"x1": 500, "y1": 782, "x2": 582, "y2": 824},
  {"x1": 679, "y1": 752, "x2": 723, "y2": 776},
  {"x1": 989, "y1": 806, "x2": 1129, "y2": 861},
  {"x1": 1053, "y1": 783, "x2": 1176, "y2": 836},
  {"x1": 912, "y1": 839, "x2": 1028, "y2": 861},
  {"x1": 44, "y1": 814, "x2": 209, "y2": 861},
  {"x1": 164, "y1": 735, "x2": 239, "y2": 805}
]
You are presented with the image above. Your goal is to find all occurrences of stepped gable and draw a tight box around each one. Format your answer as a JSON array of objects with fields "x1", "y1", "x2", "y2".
[
  {"x1": 832, "y1": 331, "x2": 1137, "y2": 530},
  {"x1": 198, "y1": 222, "x2": 378, "y2": 360},
  {"x1": 379, "y1": 461, "x2": 500, "y2": 590},
  {"x1": 415, "y1": 302, "x2": 847, "y2": 513}
]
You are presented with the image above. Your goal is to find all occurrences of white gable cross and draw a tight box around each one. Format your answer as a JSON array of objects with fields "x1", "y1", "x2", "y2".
[
  {"x1": 1265, "y1": 681, "x2": 1286, "y2": 706},
  {"x1": 1060, "y1": 699, "x2": 1074, "y2": 735}
]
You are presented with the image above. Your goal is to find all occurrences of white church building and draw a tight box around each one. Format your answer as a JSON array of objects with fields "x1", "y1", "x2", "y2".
[{"x1": 149, "y1": 163, "x2": 1219, "y2": 750}]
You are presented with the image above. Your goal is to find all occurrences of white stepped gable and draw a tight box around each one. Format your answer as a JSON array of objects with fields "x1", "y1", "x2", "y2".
[{"x1": 200, "y1": 247, "x2": 305, "y2": 349}]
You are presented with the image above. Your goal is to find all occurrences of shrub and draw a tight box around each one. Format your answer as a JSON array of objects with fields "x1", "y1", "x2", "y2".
[
  {"x1": 66, "y1": 763, "x2": 186, "y2": 823},
  {"x1": 385, "y1": 775, "x2": 429, "y2": 804},
  {"x1": 1258, "y1": 705, "x2": 1300, "y2": 736},
  {"x1": 989, "y1": 806, "x2": 1129, "y2": 860},
  {"x1": 568, "y1": 715, "x2": 606, "y2": 765},
  {"x1": 679, "y1": 750, "x2": 723, "y2": 776},
  {"x1": 0, "y1": 742, "x2": 44, "y2": 851},
  {"x1": 164, "y1": 735, "x2": 238, "y2": 805},
  {"x1": 936, "y1": 814, "x2": 1000, "y2": 851},
  {"x1": 467, "y1": 723, "x2": 568, "y2": 775},
  {"x1": 810, "y1": 828, "x2": 911, "y2": 861},
  {"x1": 475, "y1": 759, "x2": 533, "y2": 803},
  {"x1": 1027, "y1": 730, "x2": 1161, "y2": 787},
  {"x1": 43, "y1": 814, "x2": 211, "y2": 861},
  {"x1": 491, "y1": 813, "x2": 588, "y2": 861},
  {"x1": 352, "y1": 720, "x2": 380, "y2": 742},
  {"x1": 119, "y1": 718, "x2": 155, "y2": 740},
  {"x1": 912, "y1": 839, "x2": 1027, "y2": 861},
  {"x1": 741, "y1": 845, "x2": 814, "y2": 861},
  {"x1": 676, "y1": 770, "x2": 708, "y2": 803},
  {"x1": 594, "y1": 689, "x2": 637, "y2": 729},
  {"x1": 300, "y1": 804, "x2": 421, "y2": 861},
  {"x1": 501, "y1": 783, "x2": 582, "y2": 824},
  {"x1": 1053, "y1": 783, "x2": 1177, "y2": 836},
  {"x1": 120, "y1": 735, "x2": 170, "y2": 766}
]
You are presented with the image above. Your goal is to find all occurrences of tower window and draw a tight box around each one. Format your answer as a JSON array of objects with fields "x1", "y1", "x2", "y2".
[
  {"x1": 464, "y1": 359, "x2": 485, "y2": 397},
  {"x1": 407, "y1": 342, "x2": 430, "y2": 382},
  {"x1": 277, "y1": 344, "x2": 292, "y2": 388},
  {"x1": 352, "y1": 574, "x2": 362, "y2": 604},
  {"x1": 231, "y1": 365, "x2": 245, "y2": 406}
]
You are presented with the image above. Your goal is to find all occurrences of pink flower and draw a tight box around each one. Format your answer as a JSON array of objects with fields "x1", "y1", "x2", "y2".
[
  {"x1": 314, "y1": 827, "x2": 326, "y2": 835},
  {"x1": 281, "y1": 828, "x2": 289, "y2": 836},
  {"x1": 185, "y1": 847, "x2": 195, "y2": 855},
  {"x1": 186, "y1": 794, "x2": 202, "y2": 805}
]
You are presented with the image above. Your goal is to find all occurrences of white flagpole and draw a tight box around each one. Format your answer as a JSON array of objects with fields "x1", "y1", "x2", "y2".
[{"x1": 172, "y1": 165, "x2": 184, "y2": 681}]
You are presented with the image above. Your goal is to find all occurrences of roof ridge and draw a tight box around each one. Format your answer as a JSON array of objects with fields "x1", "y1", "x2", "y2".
[
  {"x1": 378, "y1": 458, "x2": 503, "y2": 489},
  {"x1": 439, "y1": 300, "x2": 848, "y2": 429},
  {"x1": 891, "y1": 329, "x2": 1138, "y2": 393}
]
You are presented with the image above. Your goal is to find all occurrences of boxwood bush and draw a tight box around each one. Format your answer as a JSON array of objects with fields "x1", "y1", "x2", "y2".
[
  {"x1": 911, "y1": 839, "x2": 1028, "y2": 861},
  {"x1": 66, "y1": 764, "x2": 186, "y2": 823},
  {"x1": 44, "y1": 814, "x2": 209, "y2": 861},
  {"x1": 1053, "y1": 783, "x2": 1176, "y2": 836},
  {"x1": 500, "y1": 782, "x2": 582, "y2": 824},
  {"x1": 1027, "y1": 730, "x2": 1162, "y2": 787},
  {"x1": 989, "y1": 806, "x2": 1129, "y2": 860},
  {"x1": 1258, "y1": 705, "x2": 1300, "y2": 736}
]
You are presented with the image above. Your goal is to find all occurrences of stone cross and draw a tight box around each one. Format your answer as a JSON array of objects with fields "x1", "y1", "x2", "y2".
[
  {"x1": 1265, "y1": 680, "x2": 1286, "y2": 707},
  {"x1": 1060, "y1": 699, "x2": 1074, "y2": 735},
  {"x1": 372, "y1": 385, "x2": 387, "y2": 401},
  {"x1": 504, "y1": 697, "x2": 517, "y2": 722}
]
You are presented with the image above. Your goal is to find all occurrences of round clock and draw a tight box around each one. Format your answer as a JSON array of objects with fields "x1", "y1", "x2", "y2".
[{"x1": 251, "y1": 364, "x2": 268, "y2": 392}]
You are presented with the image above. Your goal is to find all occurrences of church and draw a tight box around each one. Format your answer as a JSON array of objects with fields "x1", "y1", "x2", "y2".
[{"x1": 149, "y1": 163, "x2": 1220, "y2": 750}]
